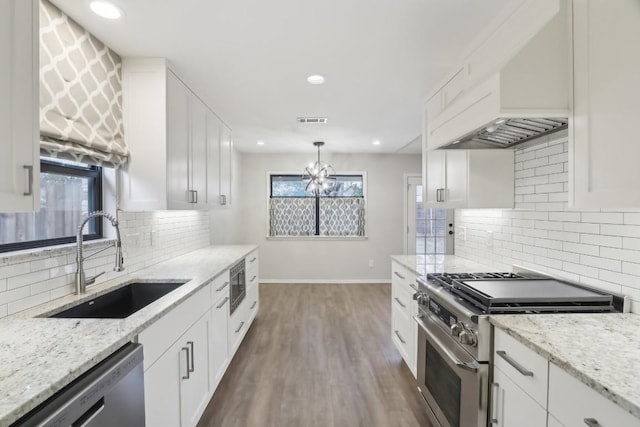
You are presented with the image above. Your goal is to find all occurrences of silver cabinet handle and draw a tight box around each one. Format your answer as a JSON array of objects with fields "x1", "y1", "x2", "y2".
[
  {"x1": 193, "y1": 190, "x2": 198, "y2": 204},
  {"x1": 187, "y1": 341, "x2": 195, "y2": 373},
  {"x1": 216, "y1": 296, "x2": 230, "y2": 309},
  {"x1": 219, "y1": 194, "x2": 227, "y2": 205},
  {"x1": 250, "y1": 275, "x2": 257, "y2": 283},
  {"x1": 490, "y1": 382, "x2": 499, "y2": 424},
  {"x1": 394, "y1": 297, "x2": 407, "y2": 308},
  {"x1": 216, "y1": 281, "x2": 229, "y2": 292},
  {"x1": 393, "y1": 271, "x2": 405, "y2": 280},
  {"x1": 188, "y1": 190, "x2": 198, "y2": 203},
  {"x1": 584, "y1": 419, "x2": 602, "y2": 427},
  {"x1": 235, "y1": 321, "x2": 245, "y2": 334},
  {"x1": 250, "y1": 301, "x2": 257, "y2": 309},
  {"x1": 436, "y1": 188, "x2": 441, "y2": 202},
  {"x1": 496, "y1": 350, "x2": 534, "y2": 377},
  {"x1": 23, "y1": 165, "x2": 33, "y2": 196},
  {"x1": 181, "y1": 347, "x2": 190, "y2": 379},
  {"x1": 409, "y1": 284, "x2": 418, "y2": 291},
  {"x1": 394, "y1": 330, "x2": 406, "y2": 344},
  {"x1": 250, "y1": 257, "x2": 257, "y2": 263}
]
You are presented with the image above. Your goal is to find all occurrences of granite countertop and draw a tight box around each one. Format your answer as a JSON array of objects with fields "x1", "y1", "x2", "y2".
[
  {"x1": 490, "y1": 313, "x2": 640, "y2": 419},
  {"x1": 391, "y1": 254, "x2": 497, "y2": 276},
  {"x1": 0, "y1": 244, "x2": 257, "y2": 426}
]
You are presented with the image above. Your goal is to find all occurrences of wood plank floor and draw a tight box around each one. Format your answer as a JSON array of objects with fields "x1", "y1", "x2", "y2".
[{"x1": 197, "y1": 283, "x2": 432, "y2": 427}]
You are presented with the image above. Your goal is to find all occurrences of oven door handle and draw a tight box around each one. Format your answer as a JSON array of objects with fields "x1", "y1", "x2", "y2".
[{"x1": 414, "y1": 314, "x2": 478, "y2": 373}]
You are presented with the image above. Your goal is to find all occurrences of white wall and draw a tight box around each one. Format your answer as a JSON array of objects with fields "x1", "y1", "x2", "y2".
[
  {"x1": 455, "y1": 131, "x2": 640, "y2": 313},
  {"x1": 0, "y1": 210, "x2": 210, "y2": 318},
  {"x1": 235, "y1": 152, "x2": 421, "y2": 282}
]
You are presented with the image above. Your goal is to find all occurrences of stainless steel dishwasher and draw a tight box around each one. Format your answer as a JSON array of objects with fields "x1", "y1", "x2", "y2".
[{"x1": 12, "y1": 342, "x2": 145, "y2": 427}]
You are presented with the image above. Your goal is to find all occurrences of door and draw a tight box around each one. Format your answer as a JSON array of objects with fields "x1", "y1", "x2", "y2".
[
  {"x1": 424, "y1": 151, "x2": 444, "y2": 205},
  {"x1": 190, "y1": 96, "x2": 208, "y2": 208},
  {"x1": 571, "y1": 0, "x2": 640, "y2": 207},
  {"x1": 219, "y1": 123, "x2": 232, "y2": 206},
  {"x1": 0, "y1": 0, "x2": 39, "y2": 212},
  {"x1": 210, "y1": 294, "x2": 229, "y2": 392},
  {"x1": 492, "y1": 366, "x2": 547, "y2": 427},
  {"x1": 206, "y1": 111, "x2": 221, "y2": 206},
  {"x1": 407, "y1": 176, "x2": 454, "y2": 255},
  {"x1": 166, "y1": 70, "x2": 191, "y2": 209},
  {"x1": 181, "y1": 312, "x2": 211, "y2": 427},
  {"x1": 144, "y1": 339, "x2": 181, "y2": 427}
]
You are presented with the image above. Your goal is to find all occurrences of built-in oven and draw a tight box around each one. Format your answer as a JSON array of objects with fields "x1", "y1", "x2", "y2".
[
  {"x1": 229, "y1": 259, "x2": 246, "y2": 315},
  {"x1": 415, "y1": 312, "x2": 488, "y2": 427}
]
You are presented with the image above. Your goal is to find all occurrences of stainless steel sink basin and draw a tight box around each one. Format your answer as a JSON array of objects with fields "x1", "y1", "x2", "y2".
[{"x1": 49, "y1": 281, "x2": 189, "y2": 319}]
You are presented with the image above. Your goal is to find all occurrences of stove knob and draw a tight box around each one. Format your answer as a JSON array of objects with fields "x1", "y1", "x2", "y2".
[
  {"x1": 459, "y1": 330, "x2": 477, "y2": 347},
  {"x1": 450, "y1": 322, "x2": 463, "y2": 337}
]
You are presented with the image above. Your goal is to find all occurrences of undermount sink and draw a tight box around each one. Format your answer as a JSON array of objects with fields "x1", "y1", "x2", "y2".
[{"x1": 49, "y1": 281, "x2": 189, "y2": 319}]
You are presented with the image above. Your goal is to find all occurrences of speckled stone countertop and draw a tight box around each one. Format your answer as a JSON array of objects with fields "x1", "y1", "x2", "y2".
[
  {"x1": 0, "y1": 244, "x2": 257, "y2": 427},
  {"x1": 391, "y1": 254, "x2": 496, "y2": 276},
  {"x1": 491, "y1": 313, "x2": 640, "y2": 419}
]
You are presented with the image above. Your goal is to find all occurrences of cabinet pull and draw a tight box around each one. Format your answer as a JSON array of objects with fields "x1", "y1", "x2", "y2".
[
  {"x1": 250, "y1": 301, "x2": 257, "y2": 310},
  {"x1": 394, "y1": 297, "x2": 407, "y2": 308},
  {"x1": 23, "y1": 165, "x2": 33, "y2": 196},
  {"x1": 394, "y1": 330, "x2": 406, "y2": 344},
  {"x1": 496, "y1": 350, "x2": 534, "y2": 377},
  {"x1": 216, "y1": 296, "x2": 229, "y2": 309},
  {"x1": 235, "y1": 321, "x2": 245, "y2": 334},
  {"x1": 250, "y1": 275, "x2": 257, "y2": 283},
  {"x1": 436, "y1": 188, "x2": 441, "y2": 202},
  {"x1": 193, "y1": 190, "x2": 198, "y2": 204},
  {"x1": 216, "y1": 281, "x2": 229, "y2": 292},
  {"x1": 181, "y1": 347, "x2": 190, "y2": 379},
  {"x1": 187, "y1": 341, "x2": 195, "y2": 373},
  {"x1": 490, "y1": 382, "x2": 499, "y2": 424},
  {"x1": 250, "y1": 257, "x2": 257, "y2": 263},
  {"x1": 219, "y1": 194, "x2": 227, "y2": 205},
  {"x1": 583, "y1": 419, "x2": 601, "y2": 427},
  {"x1": 409, "y1": 284, "x2": 418, "y2": 291},
  {"x1": 393, "y1": 271, "x2": 405, "y2": 280}
]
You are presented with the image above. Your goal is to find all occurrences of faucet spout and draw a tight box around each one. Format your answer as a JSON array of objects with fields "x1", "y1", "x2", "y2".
[{"x1": 75, "y1": 211, "x2": 125, "y2": 294}]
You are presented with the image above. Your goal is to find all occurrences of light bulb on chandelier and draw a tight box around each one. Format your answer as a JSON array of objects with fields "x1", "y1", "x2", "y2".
[{"x1": 302, "y1": 141, "x2": 335, "y2": 196}]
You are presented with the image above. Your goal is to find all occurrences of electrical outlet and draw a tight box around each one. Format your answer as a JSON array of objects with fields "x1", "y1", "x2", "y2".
[{"x1": 369, "y1": 259, "x2": 375, "y2": 268}]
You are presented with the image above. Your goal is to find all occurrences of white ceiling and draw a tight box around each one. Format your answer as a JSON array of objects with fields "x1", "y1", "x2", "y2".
[{"x1": 51, "y1": 0, "x2": 511, "y2": 154}]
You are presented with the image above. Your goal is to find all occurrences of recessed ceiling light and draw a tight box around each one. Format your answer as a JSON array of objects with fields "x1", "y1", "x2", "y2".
[
  {"x1": 257, "y1": 141, "x2": 265, "y2": 146},
  {"x1": 307, "y1": 75, "x2": 325, "y2": 85},
  {"x1": 90, "y1": 1, "x2": 122, "y2": 19},
  {"x1": 372, "y1": 140, "x2": 381, "y2": 146}
]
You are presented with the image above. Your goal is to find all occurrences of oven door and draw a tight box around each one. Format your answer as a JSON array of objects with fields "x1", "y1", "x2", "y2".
[{"x1": 415, "y1": 313, "x2": 488, "y2": 427}]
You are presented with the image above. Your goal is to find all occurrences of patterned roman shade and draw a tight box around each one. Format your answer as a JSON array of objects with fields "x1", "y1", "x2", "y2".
[{"x1": 39, "y1": 0, "x2": 128, "y2": 166}]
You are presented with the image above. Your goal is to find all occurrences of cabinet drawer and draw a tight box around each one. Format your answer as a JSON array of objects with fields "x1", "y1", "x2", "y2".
[
  {"x1": 548, "y1": 362, "x2": 639, "y2": 427},
  {"x1": 493, "y1": 328, "x2": 548, "y2": 408},
  {"x1": 246, "y1": 250, "x2": 259, "y2": 272},
  {"x1": 210, "y1": 270, "x2": 230, "y2": 302},
  {"x1": 246, "y1": 281, "x2": 259, "y2": 321},
  {"x1": 391, "y1": 284, "x2": 412, "y2": 314},
  {"x1": 391, "y1": 304, "x2": 412, "y2": 364},
  {"x1": 246, "y1": 268, "x2": 259, "y2": 290},
  {"x1": 139, "y1": 283, "x2": 211, "y2": 371},
  {"x1": 391, "y1": 262, "x2": 419, "y2": 294}
]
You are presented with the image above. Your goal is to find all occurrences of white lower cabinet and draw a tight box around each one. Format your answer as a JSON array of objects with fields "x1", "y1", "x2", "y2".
[
  {"x1": 492, "y1": 365, "x2": 548, "y2": 427},
  {"x1": 548, "y1": 362, "x2": 639, "y2": 427},
  {"x1": 390, "y1": 261, "x2": 418, "y2": 377},
  {"x1": 209, "y1": 292, "x2": 229, "y2": 392}
]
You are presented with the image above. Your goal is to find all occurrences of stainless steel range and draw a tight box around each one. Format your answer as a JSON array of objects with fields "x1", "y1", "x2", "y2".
[{"x1": 412, "y1": 270, "x2": 622, "y2": 427}]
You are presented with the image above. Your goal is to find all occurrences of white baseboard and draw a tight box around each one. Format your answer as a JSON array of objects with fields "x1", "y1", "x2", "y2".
[{"x1": 259, "y1": 279, "x2": 391, "y2": 284}]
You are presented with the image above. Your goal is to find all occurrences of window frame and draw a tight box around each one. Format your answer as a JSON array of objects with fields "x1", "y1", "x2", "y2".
[
  {"x1": 0, "y1": 159, "x2": 103, "y2": 253},
  {"x1": 267, "y1": 171, "x2": 367, "y2": 239}
]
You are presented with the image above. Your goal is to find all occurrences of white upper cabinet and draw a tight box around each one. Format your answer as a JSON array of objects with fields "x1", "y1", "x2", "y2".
[
  {"x1": 424, "y1": 150, "x2": 514, "y2": 209},
  {"x1": 569, "y1": 0, "x2": 640, "y2": 208},
  {"x1": 219, "y1": 124, "x2": 233, "y2": 206},
  {"x1": 120, "y1": 58, "x2": 232, "y2": 210},
  {"x1": 0, "y1": 0, "x2": 39, "y2": 212}
]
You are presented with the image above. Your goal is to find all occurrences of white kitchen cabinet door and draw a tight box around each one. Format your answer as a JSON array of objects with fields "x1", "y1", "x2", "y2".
[
  {"x1": 570, "y1": 0, "x2": 640, "y2": 208},
  {"x1": 190, "y1": 96, "x2": 208, "y2": 208},
  {"x1": 492, "y1": 366, "x2": 548, "y2": 427},
  {"x1": 0, "y1": 0, "x2": 39, "y2": 212},
  {"x1": 144, "y1": 336, "x2": 182, "y2": 427},
  {"x1": 206, "y1": 111, "x2": 221, "y2": 207},
  {"x1": 180, "y1": 312, "x2": 211, "y2": 427},
  {"x1": 219, "y1": 123, "x2": 232, "y2": 206},
  {"x1": 443, "y1": 150, "x2": 469, "y2": 208},
  {"x1": 210, "y1": 293, "x2": 229, "y2": 393},
  {"x1": 166, "y1": 70, "x2": 192, "y2": 210},
  {"x1": 425, "y1": 150, "x2": 445, "y2": 205}
]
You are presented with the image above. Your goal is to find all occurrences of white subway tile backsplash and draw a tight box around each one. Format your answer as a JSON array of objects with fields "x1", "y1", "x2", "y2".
[
  {"x1": 455, "y1": 134, "x2": 640, "y2": 312},
  {"x1": 0, "y1": 210, "x2": 211, "y2": 318}
]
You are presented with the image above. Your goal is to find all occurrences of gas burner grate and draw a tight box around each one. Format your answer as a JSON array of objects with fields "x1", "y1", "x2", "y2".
[{"x1": 426, "y1": 272, "x2": 525, "y2": 288}]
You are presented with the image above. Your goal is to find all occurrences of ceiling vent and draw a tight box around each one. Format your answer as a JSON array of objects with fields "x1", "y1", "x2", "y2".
[{"x1": 297, "y1": 117, "x2": 328, "y2": 124}]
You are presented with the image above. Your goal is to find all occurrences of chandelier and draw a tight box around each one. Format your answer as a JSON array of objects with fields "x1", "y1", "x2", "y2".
[{"x1": 302, "y1": 141, "x2": 335, "y2": 196}]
